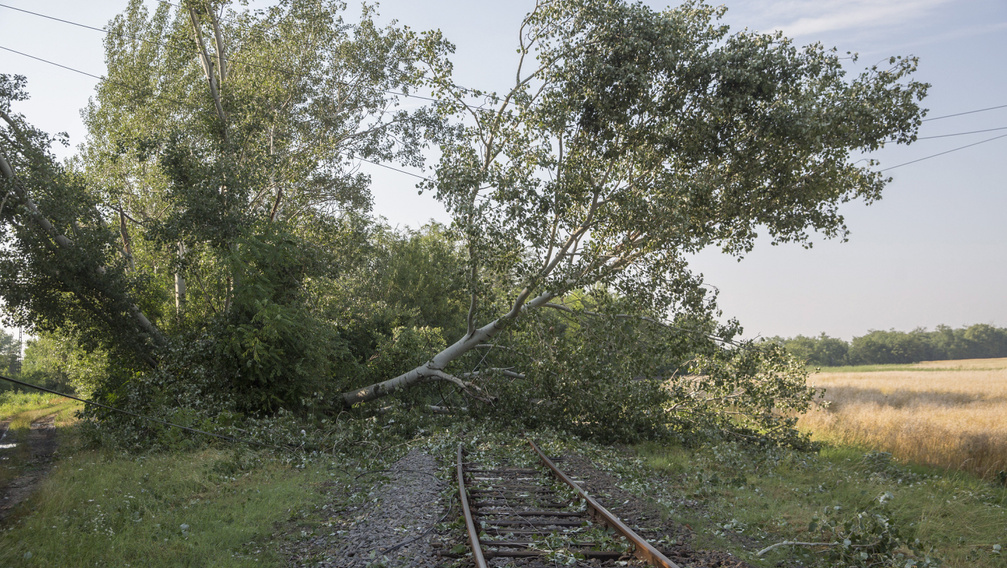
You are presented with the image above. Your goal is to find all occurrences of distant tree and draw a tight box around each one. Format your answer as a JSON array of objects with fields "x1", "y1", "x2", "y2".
[
  {"x1": 0, "y1": 328, "x2": 20, "y2": 376},
  {"x1": 810, "y1": 334, "x2": 849, "y2": 366},
  {"x1": 776, "y1": 333, "x2": 849, "y2": 367},
  {"x1": 930, "y1": 324, "x2": 961, "y2": 360},
  {"x1": 778, "y1": 324, "x2": 1007, "y2": 367},
  {"x1": 959, "y1": 324, "x2": 1007, "y2": 359},
  {"x1": 848, "y1": 329, "x2": 929, "y2": 365},
  {"x1": 775, "y1": 335, "x2": 816, "y2": 365}
]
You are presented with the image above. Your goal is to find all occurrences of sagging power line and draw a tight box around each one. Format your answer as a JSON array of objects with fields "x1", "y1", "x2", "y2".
[
  {"x1": 883, "y1": 132, "x2": 1007, "y2": 172},
  {"x1": 0, "y1": 1, "x2": 495, "y2": 113}
]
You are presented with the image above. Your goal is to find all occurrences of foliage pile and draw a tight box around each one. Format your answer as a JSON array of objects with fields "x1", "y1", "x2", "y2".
[
  {"x1": 1, "y1": 0, "x2": 927, "y2": 448},
  {"x1": 631, "y1": 439, "x2": 1002, "y2": 567},
  {"x1": 772, "y1": 324, "x2": 1007, "y2": 367}
]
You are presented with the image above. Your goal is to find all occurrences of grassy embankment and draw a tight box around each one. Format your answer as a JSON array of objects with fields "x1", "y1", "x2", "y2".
[
  {"x1": 2, "y1": 365, "x2": 1006, "y2": 567},
  {"x1": 627, "y1": 358, "x2": 1006, "y2": 567},
  {"x1": 0, "y1": 390, "x2": 363, "y2": 567}
]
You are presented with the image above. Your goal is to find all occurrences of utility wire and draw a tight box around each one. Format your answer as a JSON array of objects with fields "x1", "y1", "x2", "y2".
[
  {"x1": 7, "y1": 1, "x2": 1007, "y2": 123},
  {"x1": 917, "y1": 126, "x2": 1007, "y2": 140},
  {"x1": 0, "y1": 373, "x2": 295, "y2": 451},
  {"x1": 0, "y1": 43, "x2": 203, "y2": 112},
  {"x1": 359, "y1": 157, "x2": 432, "y2": 182},
  {"x1": 0, "y1": 1, "x2": 494, "y2": 112},
  {"x1": 882, "y1": 133, "x2": 1007, "y2": 172},
  {"x1": 14, "y1": 4, "x2": 1006, "y2": 177},
  {"x1": 2, "y1": 42, "x2": 435, "y2": 190},
  {"x1": 0, "y1": 2, "x2": 107, "y2": 33},
  {"x1": 923, "y1": 103, "x2": 1007, "y2": 122},
  {"x1": 0, "y1": 45, "x2": 104, "y2": 81}
]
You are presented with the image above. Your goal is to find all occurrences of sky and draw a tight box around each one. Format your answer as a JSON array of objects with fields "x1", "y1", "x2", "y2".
[{"x1": 1, "y1": 0, "x2": 1006, "y2": 342}]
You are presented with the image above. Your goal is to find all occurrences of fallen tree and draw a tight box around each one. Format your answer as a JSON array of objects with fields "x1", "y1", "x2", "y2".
[{"x1": 338, "y1": 0, "x2": 928, "y2": 407}]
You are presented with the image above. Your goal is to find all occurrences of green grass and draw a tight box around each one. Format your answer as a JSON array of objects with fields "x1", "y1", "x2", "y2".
[
  {"x1": 1, "y1": 392, "x2": 364, "y2": 567},
  {"x1": 4, "y1": 393, "x2": 1006, "y2": 567},
  {"x1": 631, "y1": 440, "x2": 1007, "y2": 567},
  {"x1": 0, "y1": 443, "x2": 355, "y2": 567},
  {"x1": 0, "y1": 391, "x2": 79, "y2": 420}
]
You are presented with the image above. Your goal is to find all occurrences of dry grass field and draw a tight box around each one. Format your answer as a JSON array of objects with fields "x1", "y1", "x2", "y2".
[{"x1": 798, "y1": 357, "x2": 1007, "y2": 481}]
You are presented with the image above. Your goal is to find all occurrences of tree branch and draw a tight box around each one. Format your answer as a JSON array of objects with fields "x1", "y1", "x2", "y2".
[{"x1": 756, "y1": 541, "x2": 842, "y2": 557}]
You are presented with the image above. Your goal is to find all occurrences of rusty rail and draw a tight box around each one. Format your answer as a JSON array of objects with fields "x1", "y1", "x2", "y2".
[
  {"x1": 528, "y1": 439, "x2": 680, "y2": 568},
  {"x1": 456, "y1": 444, "x2": 488, "y2": 567},
  {"x1": 456, "y1": 439, "x2": 681, "y2": 567}
]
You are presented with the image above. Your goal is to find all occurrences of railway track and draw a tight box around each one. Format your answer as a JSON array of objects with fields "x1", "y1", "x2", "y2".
[{"x1": 456, "y1": 439, "x2": 680, "y2": 567}]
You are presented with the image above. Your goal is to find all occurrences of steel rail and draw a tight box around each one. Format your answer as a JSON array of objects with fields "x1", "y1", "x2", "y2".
[
  {"x1": 457, "y1": 444, "x2": 489, "y2": 568},
  {"x1": 528, "y1": 439, "x2": 681, "y2": 568},
  {"x1": 457, "y1": 439, "x2": 681, "y2": 567}
]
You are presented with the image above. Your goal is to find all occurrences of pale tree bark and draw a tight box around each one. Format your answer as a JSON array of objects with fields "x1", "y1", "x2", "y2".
[
  {"x1": 174, "y1": 242, "x2": 187, "y2": 314},
  {"x1": 188, "y1": 3, "x2": 227, "y2": 139},
  {"x1": 117, "y1": 209, "x2": 136, "y2": 272},
  {"x1": 340, "y1": 291, "x2": 556, "y2": 406}
]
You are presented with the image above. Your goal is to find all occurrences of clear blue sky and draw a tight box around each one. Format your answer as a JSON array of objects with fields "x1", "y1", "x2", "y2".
[{"x1": 2, "y1": 0, "x2": 1006, "y2": 341}]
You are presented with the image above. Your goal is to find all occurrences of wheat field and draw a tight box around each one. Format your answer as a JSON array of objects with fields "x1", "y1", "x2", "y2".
[{"x1": 797, "y1": 358, "x2": 1007, "y2": 480}]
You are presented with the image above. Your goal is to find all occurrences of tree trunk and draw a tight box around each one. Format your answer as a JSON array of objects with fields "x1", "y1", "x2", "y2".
[
  {"x1": 339, "y1": 291, "x2": 555, "y2": 406},
  {"x1": 174, "y1": 242, "x2": 187, "y2": 315},
  {"x1": 118, "y1": 209, "x2": 135, "y2": 271}
]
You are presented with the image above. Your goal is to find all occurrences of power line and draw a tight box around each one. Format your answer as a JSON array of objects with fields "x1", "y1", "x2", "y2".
[
  {"x1": 18, "y1": 6, "x2": 1001, "y2": 176},
  {"x1": 2, "y1": 42, "x2": 438, "y2": 186},
  {"x1": 12, "y1": 0, "x2": 1005, "y2": 126},
  {"x1": 922, "y1": 103, "x2": 1007, "y2": 122},
  {"x1": 0, "y1": 44, "x2": 104, "y2": 81},
  {"x1": 359, "y1": 157, "x2": 433, "y2": 182},
  {"x1": 0, "y1": 1, "x2": 495, "y2": 113},
  {"x1": 917, "y1": 126, "x2": 1007, "y2": 140},
  {"x1": 0, "y1": 43, "x2": 199, "y2": 111},
  {"x1": 882, "y1": 133, "x2": 1007, "y2": 172},
  {"x1": 0, "y1": 2, "x2": 107, "y2": 33}
]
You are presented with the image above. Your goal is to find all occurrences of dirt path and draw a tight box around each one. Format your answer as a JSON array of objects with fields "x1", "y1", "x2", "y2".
[{"x1": 0, "y1": 414, "x2": 59, "y2": 524}]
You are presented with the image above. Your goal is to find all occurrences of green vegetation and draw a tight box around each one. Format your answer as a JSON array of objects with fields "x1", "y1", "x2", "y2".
[
  {"x1": 631, "y1": 441, "x2": 1006, "y2": 567},
  {"x1": 0, "y1": 393, "x2": 386, "y2": 567},
  {"x1": 0, "y1": 447, "x2": 349, "y2": 567},
  {"x1": 1, "y1": 0, "x2": 928, "y2": 447},
  {"x1": 3, "y1": 393, "x2": 1005, "y2": 568},
  {"x1": 0, "y1": 329, "x2": 19, "y2": 381},
  {"x1": 0, "y1": 391, "x2": 79, "y2": 423},
  {"x1": 772, "y1": 324, "x2": 1007, "y2": 367},
  {"x1": 7, "y1": 1, "x2": 997, "y2": 566}
]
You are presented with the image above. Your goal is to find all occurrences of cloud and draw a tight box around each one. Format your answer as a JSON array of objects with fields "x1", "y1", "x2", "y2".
[{"x1": 746, "y1": 0, "x2": 955, "y2": 37}]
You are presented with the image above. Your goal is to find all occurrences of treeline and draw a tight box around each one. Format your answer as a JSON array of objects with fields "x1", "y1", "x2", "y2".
[{"x1": 771, "y1": 324, "x2": 1007, "y2": 367}]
